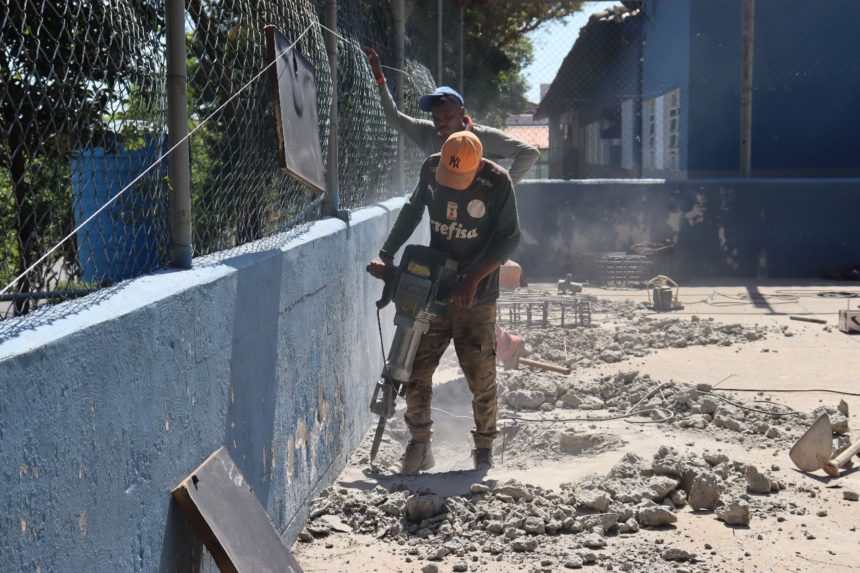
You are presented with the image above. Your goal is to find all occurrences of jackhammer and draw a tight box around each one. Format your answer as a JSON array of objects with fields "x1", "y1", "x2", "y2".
[{"x1": 368, "y1": 245, "x2": 458, "y2": 469}]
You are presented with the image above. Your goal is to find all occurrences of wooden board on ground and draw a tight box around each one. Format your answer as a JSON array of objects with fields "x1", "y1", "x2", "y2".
[{"x1": 172, "y1": 447, "x2": 302, "y2": 573}]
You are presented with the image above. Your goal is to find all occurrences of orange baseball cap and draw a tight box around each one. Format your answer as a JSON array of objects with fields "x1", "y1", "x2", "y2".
[{"x1": 436, "y1": 131, "x2": 483, "y2": 190}]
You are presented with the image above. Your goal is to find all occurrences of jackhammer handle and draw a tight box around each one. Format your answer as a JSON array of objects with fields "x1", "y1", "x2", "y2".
[{"x1": 375, "y1": 265, "x2": 398, "y2": 309}]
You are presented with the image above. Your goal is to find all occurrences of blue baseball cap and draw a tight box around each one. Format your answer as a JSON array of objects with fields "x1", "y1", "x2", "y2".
[{"x1": 418, "y1": 87, "x2": 465, "y2": 112}]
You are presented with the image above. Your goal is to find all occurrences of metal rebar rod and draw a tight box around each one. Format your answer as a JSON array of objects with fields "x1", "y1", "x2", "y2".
[
  {"x1": 740, "y1": 0, "x2": 755, "y2": 178},
  {"x1": 166, "y1": 0, "x2": 193, "y2": 268},
  {"x1": 324, "y1": 0, "x2": 340, "y2": 215}
]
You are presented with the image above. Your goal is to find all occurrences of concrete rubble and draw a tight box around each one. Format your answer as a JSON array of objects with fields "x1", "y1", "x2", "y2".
[
  {"x1": 298, "y1": 445, "x2": 805, "y2": 571},
  {"x1": 515, "y1": 315, "x2": 769, "y2": 371}
]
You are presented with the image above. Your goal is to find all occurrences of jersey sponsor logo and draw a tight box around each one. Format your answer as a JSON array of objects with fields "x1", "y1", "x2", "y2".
[
  {"x1": 446, "y1": 201, "x2": 458, "y2": 221},
  {"x1": 430, "y1": 219, "x2": 478, "y2": 240},
  {"x1": 476, "y1": 177, "x2": 493, "y2": 188},
  {"x1": 467, "y1": 199, "x2": 486, "y2": 218}
]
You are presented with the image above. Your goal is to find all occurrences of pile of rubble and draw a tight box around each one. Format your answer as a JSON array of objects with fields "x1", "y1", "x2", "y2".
[
  {"x1": 519, "y1": 316, "x2": 770, "y2": 370},
  {"x1": 299, "y1": 447, "x2": 801, "y2": 571},
  {"x1": 498, "y1": 370, "x2": 852, "y2": 450}
]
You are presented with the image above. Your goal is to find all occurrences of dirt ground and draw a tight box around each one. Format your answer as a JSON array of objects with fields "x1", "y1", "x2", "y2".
[{"x1": 292, "y1": 280, "x2": 860, "y2": 573}]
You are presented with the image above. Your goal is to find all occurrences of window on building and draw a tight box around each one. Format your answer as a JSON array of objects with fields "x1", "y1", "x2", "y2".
[
  {"x1": 583, "y1": 121, "x2": 609, "y2": 166},
  {"x1": 665, "y1": 89, "x2": 681, "y2": 171},
  {"x1": 643, "y1": 99, "x2": 657, "y2": 169},
  {"x1": 642, "y1": 89, "x2": 681, "y2": 172}
]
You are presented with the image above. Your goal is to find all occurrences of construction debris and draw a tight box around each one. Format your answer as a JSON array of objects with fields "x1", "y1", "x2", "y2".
[
  {"x1": 298, "y1": 446, "x2": 801, "y2": 572},
  {"x1": 513, "y1": 315, "x2": 768, "y2": 371}
]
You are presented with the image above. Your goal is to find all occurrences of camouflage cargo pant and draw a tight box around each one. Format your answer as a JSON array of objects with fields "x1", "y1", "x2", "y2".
[{"x1": 404, "y1": 302, "x2": 498, "y2": 449}]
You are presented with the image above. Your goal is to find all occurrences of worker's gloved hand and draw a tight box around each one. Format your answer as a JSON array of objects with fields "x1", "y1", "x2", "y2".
[
  {"x1": 363, "y1": 47, "x2": 384, "y2": 80},
  {"x1": 366, "y1": 251, "x2": 394, "y2": 280},
  {"x1": 449, "y1": 278, "x2": 478, "y2": 309}
]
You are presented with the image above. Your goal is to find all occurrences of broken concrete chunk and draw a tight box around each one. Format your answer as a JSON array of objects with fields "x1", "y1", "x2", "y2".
[
  {"x1": 703, "y1": 452, "x2": 729, "y2": 466},
  {"x1": 668, "y1": 490, "x2": 687, "y2": 508},
  {"x1": 637, "y1": 505, "x2": 677, "y2": 528},
  {"x1": 470, "y1": 483, "x2": 490, "y2": 494},
  {"x1": 580, "y1": 533, "x2": 607, "y2": 548},
  {"x1": 661, "y1": 547, "x2": 696, "y2": 562},
  {"x1": 652, "y1": 446, "x2": 685, "y2": 478},
  {"x1": 688, "y1": 471, "x2": 721, "y2": 510},
  {"x1": 744, "y1": 465, "x2": 772, "y2": 494},
  {"x1": 406, "y1": 494, "x2": 446, "y2": 523},
  {"x1": 506, "y1": 389, "x2": 545, "y2": 409},
  {"x1": 579, "y1": 513, "x2": 618, "y2": 532},
  {"x1": 523, "y1": 516, "x2": 546, "y2": 535},
  {"x1": 716, "y1": 498, "x2": 751, "y2": 525},
  {"x1": 493, "y1": 484, "x2": 535, "y2": 502},
  {"x1": 608, "y1": 452, "x2": 647, "y2": 479},
  {"x1": 512, "y1": 537, "x2": 538, "y2": 552},
  {"x1": 649, "y1": 476, "x2": 680, "y2": 500},
  {"x1": 577, "y1": 489, "x2": 611, "y2": 512}
]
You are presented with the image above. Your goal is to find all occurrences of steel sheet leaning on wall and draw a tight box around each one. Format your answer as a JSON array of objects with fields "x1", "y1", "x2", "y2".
[{"x1": 265, "y1": 26, "x2": 326, "y2": 194}]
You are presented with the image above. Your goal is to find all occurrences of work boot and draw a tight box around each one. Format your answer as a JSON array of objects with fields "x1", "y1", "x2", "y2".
[
  {"x1": 472, "y1": 448, "x2": 494, "y2": 470},
  {"x1": 388, "y1": 440, "x2": 435, "y2": 475}
]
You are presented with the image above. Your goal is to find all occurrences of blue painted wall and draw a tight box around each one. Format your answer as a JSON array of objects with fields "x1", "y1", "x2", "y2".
[
  {"x1": 562, "y1": 0, "x2": 860, "y2": 178},
  {"x1": 687, "y1": 0, "x2": 860, "y2": 176},
  {"x1": 0, "y1": 198, "x2": 427, "y2": 572},
  {"x1": 642, "y1": 0, "x2": 692, "y2": 174},
  {"x1": 514, "y1": 179, "x2": 860, "y2": 279},
  {"x1": 748, "y1": 0, "x2": 860, "y2": 176}
]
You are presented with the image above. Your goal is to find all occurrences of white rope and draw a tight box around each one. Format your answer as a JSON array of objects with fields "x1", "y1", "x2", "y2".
[
  {"x1": 315, "y1": 21, "x2": 423, "y2": 86},
  {"x1": 0, "y1": 22, "x2": 318, "y2": 298}
]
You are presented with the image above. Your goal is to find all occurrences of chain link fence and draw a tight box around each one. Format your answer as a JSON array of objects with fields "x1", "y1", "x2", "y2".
[
  {"x1": 1, "y1": 1, "x2": 169, "y2": 318},
  {"x1": 0, "y1": 0, "x2": 437, "y2": 320},
  {"x1": 7, "y1": 0, "x2": 856, "y2": 320}
]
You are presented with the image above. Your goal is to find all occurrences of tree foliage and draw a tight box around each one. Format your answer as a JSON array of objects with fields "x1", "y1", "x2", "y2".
[
  {"x1": 0, "y1": 0, "x2": 163, "y2": 314},
  {"x1": 407, "y1": 1, "x2": 584, "y2": 127}
]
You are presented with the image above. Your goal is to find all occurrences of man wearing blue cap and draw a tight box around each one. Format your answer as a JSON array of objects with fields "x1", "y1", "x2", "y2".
[{"x1": 364, "y1": 48, "x2": 540, "y2": 185}]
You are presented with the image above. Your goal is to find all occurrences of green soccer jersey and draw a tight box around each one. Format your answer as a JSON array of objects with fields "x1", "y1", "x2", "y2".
[{"x1": 382, "y1": 155, "x2": 521, "y2": 304}]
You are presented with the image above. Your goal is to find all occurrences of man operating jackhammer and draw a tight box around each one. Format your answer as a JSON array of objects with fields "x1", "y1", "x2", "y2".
[
  {"x1": 367, "y1": 131, "x2": 521, "y2": 475},
  {"x1": 363, "y1": 48, "x2": 540, "y2": 186}
]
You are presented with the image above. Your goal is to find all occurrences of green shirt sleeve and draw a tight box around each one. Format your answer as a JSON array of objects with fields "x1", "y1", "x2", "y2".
[
  {"x1": 381, "y1": 165, "x2": 427, "y2": 256},
  {"x1": 486, "y1": 177, "x2": 521, "y2": 264}
]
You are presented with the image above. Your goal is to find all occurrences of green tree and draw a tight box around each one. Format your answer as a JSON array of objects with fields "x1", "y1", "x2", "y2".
[
  {"x1": 407, "y1": 1, "x2": 583, "y2": 127},
  {"x1": 0, "y1": 0, "x2": 163, "y2": 315}
]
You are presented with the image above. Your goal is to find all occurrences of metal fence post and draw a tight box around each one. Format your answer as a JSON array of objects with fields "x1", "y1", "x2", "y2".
[
  {"x1": 740, "y1": 0, "x2": 755, "y2": 178},
  {"x1": 437, "y1": 0, "x2": 443, "y2": 85},
  {"x1": 395, "y1": 0, "x2": 405, "y2": 194},
  {"x1": 324, "y1": 0, "x2": 341, "y2": 216},
  {"x1": 459, "y1": 2, "x2": 465, "y2": 94},
  {"x1": 166, "y1": 0, "x2": 193, "y2": 269}
]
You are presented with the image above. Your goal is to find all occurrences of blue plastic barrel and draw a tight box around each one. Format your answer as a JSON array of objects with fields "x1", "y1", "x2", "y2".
[{"x1": 70, "y1": 140, "x2": 169, "y2": 284}]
